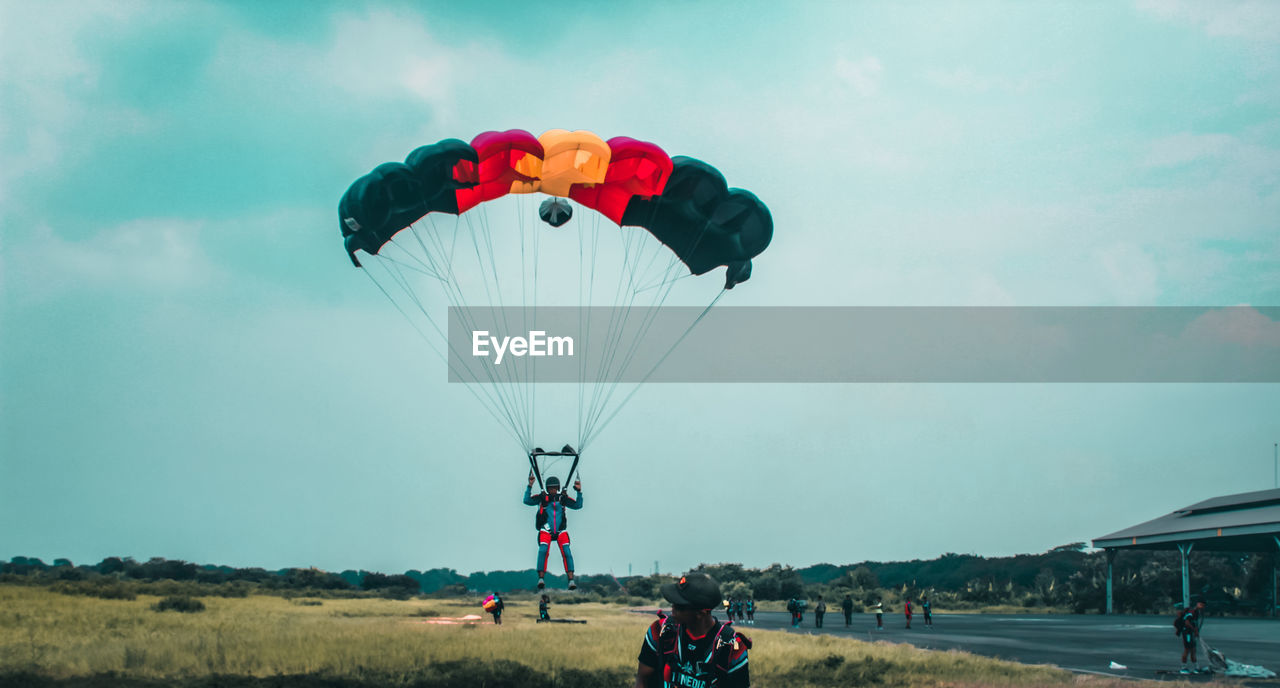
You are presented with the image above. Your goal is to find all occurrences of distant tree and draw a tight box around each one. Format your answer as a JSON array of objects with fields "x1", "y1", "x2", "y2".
[
  {"x1": 623, "y1": 575, "x2": 661, "y2": 599},
  {"x1": 285, "y1": 568, "x2": 352, "y2": 590},
  {"x1": 694, "y1": 563, "x2": 750, "y2": 584},
  {"x1": 723, "y1": 581, "x2": 751, "y2": 601},
  {"x1": 850, "y1": 566, "x2": 879, "y2": 590},
  {"x1": 96, "y1": 557, "x2": 125, "y2": 575},
  {"x1": 430, "y1": 583, "x2": 468, "y2": 598},
  {"x1": 362, "y1": 572, "x2": 420, "y2": 597}
]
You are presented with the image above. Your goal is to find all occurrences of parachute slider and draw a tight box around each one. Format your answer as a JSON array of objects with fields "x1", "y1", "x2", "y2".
[
  {"x1": 539, "y1": 197, "x2": 573, "y2": 227},
  {"x1": 529, "y1": 444, "x2": 577, "y2": 458}
]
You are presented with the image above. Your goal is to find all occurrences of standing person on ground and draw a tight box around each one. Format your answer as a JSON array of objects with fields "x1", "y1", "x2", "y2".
[
  {"x1": 922, "y1": 596, "x2": 932, "y2": 628},
  {"x1": 787, "y1": 597, "x2": 805, "y2": 628},
  {"x1": 486, "y1": 592, "x2": 504, "y2": 625},
  {"x1": 634, "y1": 572, "x2": 751, "y2": 688},
  {"x1": 745, "y1": 598, "x2": 755, "y2": 625},
  {"x1": 538, "y1": 593, "x2": 551, "y2": 622},
  {"x1": 874, "y1": 602, "x2": 884, "y2": 630},
  {"x1": 904, "y1": 597, "x2": 913, "y2": 629},
  {"x1": 814, "y1": 596, "x2": 826, "y2": 628},
  {"x1": 1177, "y1": 601, "x2": 1206, "y2": 673},
  {"x1": 524, "y1": 473, "x2": 583, "y2": 590},
  {"x1": 841, "y1": 594, "x2": 854, "y2": 627}
]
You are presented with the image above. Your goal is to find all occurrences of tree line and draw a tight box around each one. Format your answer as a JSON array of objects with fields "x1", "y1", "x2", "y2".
[{"x1": 3, "y1": 544, "x2": 1274, "y2": 614}]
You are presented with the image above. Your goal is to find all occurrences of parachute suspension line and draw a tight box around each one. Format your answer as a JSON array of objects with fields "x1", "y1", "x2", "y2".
[
  {"x1": 419, "y1": 212, "x2": 534, "y2": 450},
  {"x1": 578, "y1": 220, "x2": 690, "y2": 449},
  {"x1": 581, "y1": 289, "x2": 726, "y2": 451},
  {"x1": 359, "y1": 261, "x2": 528, "y2": 451},
  {"x1": 467, "y1": 207, "x2": 537, "y2": 448},
  {"x1": 522, "y1": 193, "x2": 537, "y2": 450},
  {"x1": 579, "y1": 223, "x2": 640, "y2": 436},
  {"x1": 385, "y1": 258, "x2": 533, "y2": 451},
  {"x1": 369, "y1": 238, "x2": 447, "y2": 282},
  {"x1": 579, "y1": 251, "x2": 687, "y2": 448},
  {"x1": 491, "y1": 201, "x2": 538, "y2": 447},
  {"x1": 517, "y1": 192, "x2": 539, "y2": 452},
  {"x1": 512, "y1": 193, "x2": 537, "y2": 448},
  {"x1": 578, "y1": 190, "x2": 712, "y2": 450},
  {"x1": 575, "y1": 213, "x2": 602, "y2": 451},
  {"x1": 425, "y1": 215, "x2": 533, "y2": 450},
  {"x1": 380, "y1": 251, "x2": 531, "y2": 450}
]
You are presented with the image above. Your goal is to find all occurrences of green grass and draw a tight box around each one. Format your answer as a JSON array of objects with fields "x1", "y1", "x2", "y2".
[{"x1": 0, "y1": 584, "x2": 1218, "y2": 687}]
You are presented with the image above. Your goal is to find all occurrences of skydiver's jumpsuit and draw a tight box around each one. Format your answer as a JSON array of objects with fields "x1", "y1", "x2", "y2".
[{"x1": 523, "y1": 485, "x2": 582, "y2": 575}]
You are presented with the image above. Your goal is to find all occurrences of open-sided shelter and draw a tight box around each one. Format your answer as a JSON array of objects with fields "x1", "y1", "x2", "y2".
[{"x1": 1092, "y1": 488, "x2": 1280, "y2": 614}]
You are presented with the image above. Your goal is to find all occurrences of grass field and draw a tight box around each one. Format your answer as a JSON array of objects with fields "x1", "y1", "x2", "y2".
[{"x1": 0, "y1": 585, "x2": 1218, "y2": 687}]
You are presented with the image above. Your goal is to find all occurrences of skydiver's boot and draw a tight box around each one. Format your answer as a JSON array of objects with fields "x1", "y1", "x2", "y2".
[{"x1": 567, "y1": 573, "x2": 577, "y2": 591}]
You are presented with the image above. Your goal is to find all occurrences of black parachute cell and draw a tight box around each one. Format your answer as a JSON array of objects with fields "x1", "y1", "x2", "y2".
[
  {"x1": 405, "y1": 138, "x2": 477, "y2": 213},
  {"x1": 619, "y1": 156, "x2": 772, "y2": 288},
  {"x1": 339, "y1": 140, "x2": 478, "y2": 266},
  {"x1": 539, "y1": 197, "x2": 573, "y2": 227}
]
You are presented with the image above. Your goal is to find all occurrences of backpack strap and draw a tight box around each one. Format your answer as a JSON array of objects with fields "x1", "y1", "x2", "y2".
[
  {"x1": 658, "y1": 617, "x2": 679, "y2": 661},
  {"x1": 713, "y1": 621, "x2": 751, "y2": 674}
]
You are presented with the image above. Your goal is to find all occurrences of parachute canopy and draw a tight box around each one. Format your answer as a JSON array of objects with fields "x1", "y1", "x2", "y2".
[
  {"x1": 337, "y1": 129, "x2": 774, "y2": 452},
  {"x1": 339, "y1": 129, "x2": 772, "y2": 288}
]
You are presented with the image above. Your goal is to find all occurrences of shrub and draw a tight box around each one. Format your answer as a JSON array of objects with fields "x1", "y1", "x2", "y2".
[{"x1": 152, "y1": 595, "x2": 206, "y2": 613}]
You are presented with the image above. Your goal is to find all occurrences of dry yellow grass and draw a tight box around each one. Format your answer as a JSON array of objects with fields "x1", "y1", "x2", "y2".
[{"x1": 0, "y1": 585, "x2": 1224, "y2": 687}]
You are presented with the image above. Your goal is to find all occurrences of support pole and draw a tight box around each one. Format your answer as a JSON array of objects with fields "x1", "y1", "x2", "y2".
[
  {"x1": 1105, "y1": 549, "x2": 1117, "y2": 614},
  {"x1": 1273, "y1": 536, "x2": 1279, "y2": 618},
  {"x1": 1177, "y1": 542, "x2": 1194, "y2": 610}
]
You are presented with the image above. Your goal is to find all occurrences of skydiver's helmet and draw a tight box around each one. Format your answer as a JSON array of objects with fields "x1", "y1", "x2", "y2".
[{"x1": 545, "y1": 476, "x2": 561, "y2": 491}]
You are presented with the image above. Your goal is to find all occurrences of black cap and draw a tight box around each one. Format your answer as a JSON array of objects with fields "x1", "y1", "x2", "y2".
[
  {"x1": 545, "y1": 476, "x2": 560, "y2": 489},
  {"x1": 661, "y1": 572, "x2": 722, "y2": 609}
]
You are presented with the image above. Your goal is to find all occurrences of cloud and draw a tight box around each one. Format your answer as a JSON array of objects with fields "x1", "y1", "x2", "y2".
[
  {"x1": 1136, "y1": 0, "x2": 1280, "y2": 42},
  {"x1": 923, "y1": 65, "x2": 1060, "y2": 95},
  {"x1": 1141, "y1": 132, "x2": 1237, "y2": 168},
  {"x1": 1096, "y1": 243, "x2": 1160, "y2": 305},
  {"x1": 1184, "y1": 306, "x2": 1280, "y2": 347},
  {"x1": 834, "y1": 56, "x2": 883, "y2": 96},
  {"x1": 6, "y1": 218, "x2": 215, "y2": 304},
  {"x1": 0, "y1": 1, "x2": 144, "y2": 206}
]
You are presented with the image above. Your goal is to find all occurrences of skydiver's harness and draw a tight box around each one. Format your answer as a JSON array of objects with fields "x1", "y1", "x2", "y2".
[
  {"x1": 656, "y1": 618, "x2": 751, "y2": 682},
  {"x1": 529, "y1": 446, "x2": 580, "y2": 533},
  {"x1": 534, "y1": 492, "x2": 574, "y2": 532}
]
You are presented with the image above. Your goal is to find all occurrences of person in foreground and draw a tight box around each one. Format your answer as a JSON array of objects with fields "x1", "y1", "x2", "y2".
[
  {"x1": 635, "y1": 572, "x2": 751, "y2": 688},
  {"x1": 524, "y1": 472, "x2": 583, "y2": 590}
]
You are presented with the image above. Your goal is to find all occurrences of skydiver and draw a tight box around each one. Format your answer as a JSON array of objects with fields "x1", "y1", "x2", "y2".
[{"x1": 525, "y1": 472, "x2": 583, "y2": 590}]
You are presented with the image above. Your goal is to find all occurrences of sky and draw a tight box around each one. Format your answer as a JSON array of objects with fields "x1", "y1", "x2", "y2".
[{"x1": 2, "y1": 0, "x2": 1279, "y2": 578}]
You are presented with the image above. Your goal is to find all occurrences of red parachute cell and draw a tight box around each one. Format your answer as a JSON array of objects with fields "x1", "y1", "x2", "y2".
[
  {"x1": 569, "y1": 137, "x2": 672, "y2": 225},
  {"x1": 453, "y1": 130, "x2": 544, "y2": 212}
]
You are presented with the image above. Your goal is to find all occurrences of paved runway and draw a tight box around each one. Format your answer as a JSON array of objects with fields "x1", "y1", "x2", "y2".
[{"x1": 740, "y1": 611, "x2": 1280, "y2": 681}]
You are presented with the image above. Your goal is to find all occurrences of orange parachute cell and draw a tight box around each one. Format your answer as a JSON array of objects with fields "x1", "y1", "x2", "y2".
[{"x1": 534, "y1": 129, "x2": 611, "y2": 197}]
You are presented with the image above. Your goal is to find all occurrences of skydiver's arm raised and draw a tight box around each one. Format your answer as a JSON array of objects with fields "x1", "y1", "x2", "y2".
[
  {"x1": 565, "y1": 479, "x2": 583, "y2": 509},
  {"x1": 523, "y1": 474, "x2": 540, "y2": 506}
]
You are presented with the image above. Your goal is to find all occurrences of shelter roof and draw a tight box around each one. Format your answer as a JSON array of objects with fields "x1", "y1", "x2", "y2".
[{"x1": 1093, "y1": 488, "x2": 1280, "y2": 552}]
